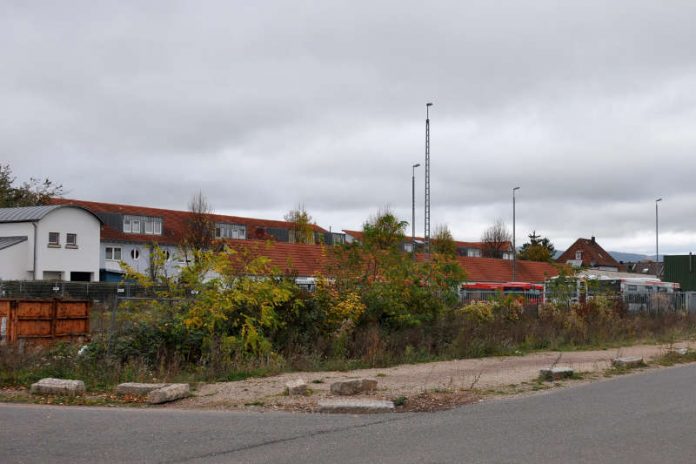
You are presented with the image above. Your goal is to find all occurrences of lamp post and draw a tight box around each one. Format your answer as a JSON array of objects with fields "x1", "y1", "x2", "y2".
[
  {"x1": 512, "y1": 187, "x2": 520, "y2": 281},
  {"x1": 656, "y1": 198, "x2": 662, "y2": 272},
  {"x1": 412, "y1": 163, "x2": 421, "y2": 257}
]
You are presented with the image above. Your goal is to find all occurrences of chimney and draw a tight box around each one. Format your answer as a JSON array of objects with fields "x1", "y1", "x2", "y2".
[{"x1": 591, "y1": 236, "x2": 596, "y2": 244}]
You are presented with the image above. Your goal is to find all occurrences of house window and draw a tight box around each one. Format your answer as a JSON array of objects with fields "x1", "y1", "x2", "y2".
[
  {"x1": 66, "y1": 233, "x2": 78, "y2": 248},
  {"x1": 123, "y1": 215, "x2": 162, "y2": 235},
  {"x1": 48, "y1": 232, "x2": 60, "y2": 247},
  {"x1": 215, "y1": 223, "x2": 246, "y2": 240},
  {"x1": 627, "y1": 285, "x2": 638, "y2": 292},
  {"x1": 106, "y1": 247, "x2": 122, "y2": 260},
  {"x1": 131, "y1": 248, "x2": 140, "y2": 260},
  {"x1": 575, "y1": 250, "x2": 583, "y2": 260}
]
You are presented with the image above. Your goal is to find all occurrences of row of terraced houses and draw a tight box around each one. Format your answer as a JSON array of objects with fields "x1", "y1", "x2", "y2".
[{"x1": 0, "y1": 197, "x2": 621, "y2": 287}]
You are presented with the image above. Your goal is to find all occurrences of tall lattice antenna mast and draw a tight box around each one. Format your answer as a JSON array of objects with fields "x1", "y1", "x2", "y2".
[{"x1": 424, "y1": 102, "x2": 433, "y2": 253}]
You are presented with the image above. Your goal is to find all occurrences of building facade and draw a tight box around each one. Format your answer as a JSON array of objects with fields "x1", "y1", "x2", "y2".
[
  {"x1": 52, "y1": 198, "x2": 343, "y2": 281},
  {"x1": 0, "y1": 205, "x2": 101, "y2": 281}
]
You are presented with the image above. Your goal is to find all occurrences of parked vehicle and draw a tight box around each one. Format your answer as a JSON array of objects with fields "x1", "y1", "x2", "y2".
[{"x1": 461, "y1": 282, "x2": 544, "y2": 304}]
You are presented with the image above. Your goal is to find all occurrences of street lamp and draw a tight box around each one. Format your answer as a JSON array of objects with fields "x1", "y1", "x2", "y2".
[
  {"x1": 656, "y1": 198, "x2": 663, "y2": 271},
  {"x1": 512, "y1": 187, "x2": 521, "y2": 281},
  {"x1": 412, "y1": 163, "x2": 421, "y2": 256}
]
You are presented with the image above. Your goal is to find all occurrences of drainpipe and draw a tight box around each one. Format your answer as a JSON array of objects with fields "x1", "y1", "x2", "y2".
[{"x1": 31, "y1": 222, "x2": 38, "y2": 280}]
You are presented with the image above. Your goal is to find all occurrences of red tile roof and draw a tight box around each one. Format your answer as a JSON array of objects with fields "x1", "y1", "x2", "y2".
[
  {"x1": 449, "y1": 255, "x2": 562, "y2": 283},
  {"x1": 342, "y1": 230, "x2": 510, "y2": 251},
  {"x1": 222, "y1": 239, "x2": 560, "y2": 283},
  {"x1": 51, "y1": 198, "x2": 329, "y2": 245},
  {"x1": 556, "y1": 237, "x2": 621, "y2": 269},
  {"x1": 224, "y1": 239, "x2": 336, "y2": 277}
]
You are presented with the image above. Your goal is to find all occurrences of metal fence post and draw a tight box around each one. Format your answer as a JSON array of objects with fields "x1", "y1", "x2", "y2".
[{"x1": 107, "y1": 295, "x2": 119, "y2": 357}]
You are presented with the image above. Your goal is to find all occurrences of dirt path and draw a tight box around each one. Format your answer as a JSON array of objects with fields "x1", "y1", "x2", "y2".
[{"x1": 172, "y1": 341, "x2": 691, "y2": 412}]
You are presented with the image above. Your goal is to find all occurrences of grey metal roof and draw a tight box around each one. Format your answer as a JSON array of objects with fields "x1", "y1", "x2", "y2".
[
  {"x1": 0, "y1": 205, "x2": 102, "y2": 224},
  {"x1": 0, "y1": 236, "x2": 28, "y2": 250}
]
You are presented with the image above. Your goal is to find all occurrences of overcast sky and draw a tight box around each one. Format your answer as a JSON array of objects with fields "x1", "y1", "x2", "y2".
[{"x1": 2, "y1": 1, "x2": 696, "y2": 255}]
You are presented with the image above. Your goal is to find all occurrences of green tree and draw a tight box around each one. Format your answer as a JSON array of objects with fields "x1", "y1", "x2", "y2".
[
  {"x1": 362, "y1": 209, "x2": 407, "y2": 251},
  {"x1": 431, "y1": 225, "x2": 457, "y2": 256},
  {"x1": 518, "y1": 230, "x2": 555, "y2": 262},
  {"x1": 284, "y1": 205, "x2": 316, "y2": 244},
  {"x1": 0, "y1": 164, "x2": 64, "y2": 208},
  {"x1": 328, "y1": 209, "x2": 465, "y2": 328}
]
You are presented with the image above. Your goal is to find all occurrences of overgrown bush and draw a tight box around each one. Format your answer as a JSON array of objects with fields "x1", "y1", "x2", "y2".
[{"x1": 3, "y1": 212, "x2": 696, "y2": 389}]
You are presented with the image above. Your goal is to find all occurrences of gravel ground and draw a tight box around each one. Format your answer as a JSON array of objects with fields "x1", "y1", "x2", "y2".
[{"x1": 170, "y1": 341, "x2": 691, "y2": 412}]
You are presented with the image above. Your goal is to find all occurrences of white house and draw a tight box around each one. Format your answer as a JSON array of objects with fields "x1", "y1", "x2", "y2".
[{"x1": 0, "y1": 205, "x2": 102, "y2": 282}]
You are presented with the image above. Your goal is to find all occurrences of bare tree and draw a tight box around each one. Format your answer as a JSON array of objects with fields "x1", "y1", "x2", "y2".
[
  {"x1": 481, "y1": 219, "x2": 512, "y2": 258},
  {"x1": 184, "y1": 191, "x2": 215, "y2": 252}
]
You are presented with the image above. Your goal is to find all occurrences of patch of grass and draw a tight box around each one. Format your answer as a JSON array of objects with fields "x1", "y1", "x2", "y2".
[
  {"x1": 376, "y1": 373, "x2": 387, "y2": 377},
  {"x1": 393, "y1": 395, "x2": 407, "y2": 407},
  {"x1": 244, "y1": 400, "x2": 265, "y2": 407},
  {"x1": 0, "y1": 390, "x2": 146, "y2": 407},
  {"x1": 310, "y1": 379, "x2": 324, "y2": 384},
  {"x1": 604, "y1": 365, "x2": 636, "y2": 377},
  {"x1": 653, "y1": 349, "x2": 696, "y2": 367},
  {"x1": 223, "y1": 369, "x2": 276, "y2": 382}
]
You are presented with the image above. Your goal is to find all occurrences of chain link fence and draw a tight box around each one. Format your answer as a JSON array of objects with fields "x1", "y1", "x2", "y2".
[
  {"x1": 0, "y1": 280, "x2": 188, "y2": 348},
  {"x1": 461, "y1": 287, "x2": 696, "y2": 314}
]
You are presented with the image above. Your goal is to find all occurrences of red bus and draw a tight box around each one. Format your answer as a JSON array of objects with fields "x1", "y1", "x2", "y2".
[{"x1": 461, "y1": 282, "x2": 544, "y2": 303}]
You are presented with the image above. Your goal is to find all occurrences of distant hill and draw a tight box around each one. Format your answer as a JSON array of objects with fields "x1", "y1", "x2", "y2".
[
  {"x1": 553, "y1": 250, "x2": 651, "y2": 263},
  {"x1": 609, "y1": 251, "x2": 651, "y2": 263}
]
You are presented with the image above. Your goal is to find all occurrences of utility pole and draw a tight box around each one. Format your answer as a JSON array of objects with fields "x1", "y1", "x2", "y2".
[
  {"x1": 412, "y1": 163, "x2": 420, "y2": 258},
  {"x1": 513, "y1": 186, "x2": 520, "y2": 281},
  {"x1": 424, "y1": 102, "x2": 433, "y2": 254}
]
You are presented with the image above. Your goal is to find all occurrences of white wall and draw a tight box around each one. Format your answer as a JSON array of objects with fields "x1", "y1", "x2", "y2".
[
  {"x1": 0, "y1": 240, "x2": 31, "y2": 280},
  {"x1": 100, "y1": 242, "x2": 186, "y2": 279},
  {"x1": 0, "y1": 222, "x2": 34, "y2": 276},
  {"x1": 35, "y1": 207, "x2": 101, "y2": 281}
]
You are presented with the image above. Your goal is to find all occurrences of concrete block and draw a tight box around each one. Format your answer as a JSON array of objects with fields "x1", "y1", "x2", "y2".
[
  {"x1": 115, "y1": 382, "x2": 168, "y2": 396},
  {"x1": 147, "y1": 383, "x2": 190, "y2": 404},
  {"x1": 330, "y1": 379, "x2": 378, "y2": 396},
  {"x1": 30, "y1": 378, "x2": 86, "y2": 396},
  {"x1": 539, "y1": 367, "x2": 574, "y2": 381},
  {"x1": 285, "y1": 379, "x2": 308, "y2": 396},
  {"x1": 612, "y1": 357, "x2": 644, "y2": 368},
  {"x1": 318, "y1": 399, "x2": 395, "y2": 414}
]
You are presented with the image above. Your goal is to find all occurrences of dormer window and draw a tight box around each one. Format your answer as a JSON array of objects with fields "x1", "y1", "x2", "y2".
[
  {"x1": 123, "y1": 215, "x2": 162, "y2": 235},
  {"x1": 215, "y1": 223, "x2": 246, "y2": 240}
]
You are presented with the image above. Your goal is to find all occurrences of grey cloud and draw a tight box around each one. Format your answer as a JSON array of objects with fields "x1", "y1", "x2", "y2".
[{"x1": 2, "y1": 0, "x2": 696, "y2": 256}]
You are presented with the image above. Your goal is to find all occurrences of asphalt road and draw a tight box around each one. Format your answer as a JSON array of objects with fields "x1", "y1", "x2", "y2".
[{"x1": 2, "y1": 364, "x2": 696, "y2": 463}]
